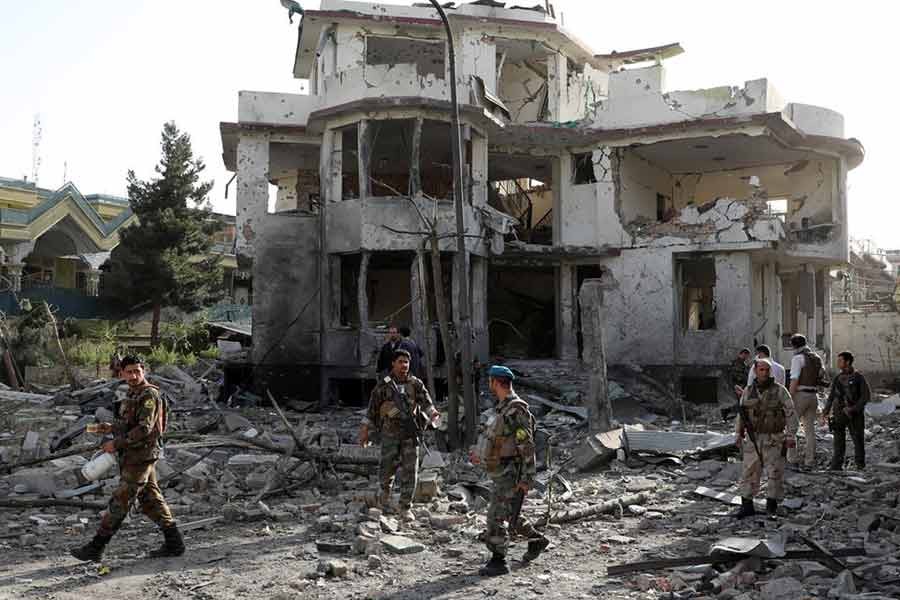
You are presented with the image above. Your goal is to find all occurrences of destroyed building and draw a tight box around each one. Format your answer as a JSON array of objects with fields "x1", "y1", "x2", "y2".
[{"x1": 220, "y1": 0, "x2": 864, "y2": 404}]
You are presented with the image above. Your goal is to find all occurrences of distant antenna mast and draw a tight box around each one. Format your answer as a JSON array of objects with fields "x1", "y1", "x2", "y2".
[
  {"x1": 62, "y1": 161, "x2": 68, "y2": 184},
  {"x1": 31, "y1": 114, "x2": 42, "y2": 184}
]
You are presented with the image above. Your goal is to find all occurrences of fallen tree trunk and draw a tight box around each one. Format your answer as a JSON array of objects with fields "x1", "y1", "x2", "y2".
[
  {"x1": 546, "y1": 491, "x2": 650, "y2": 525},
  {"x1": 0, "y1": 498, "x2": 106, "y2": 510}
]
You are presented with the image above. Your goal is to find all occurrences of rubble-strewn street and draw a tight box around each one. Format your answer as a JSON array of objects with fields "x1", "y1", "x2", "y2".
[{"x1": 3, "y1": 361, "x2": 899, "y2": 600}]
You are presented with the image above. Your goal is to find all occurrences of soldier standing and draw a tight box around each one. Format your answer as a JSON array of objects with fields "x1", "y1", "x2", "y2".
[
  {"x1": 787, "y1": 334, "x2": 828, "y2": 468},
  {"x1": 734, "y1": 359, "x2": 799, "y2": 518},
  {"x1": 822, "y1": 351, "x2": 871, "y2": 470},
  {"x1": 470, "y1": 365, "x2": 549, "y2": 576},
  {"x1": 71, "y1": 355, "x2": 184, "y2": 561},
  {"x1": 359, "y1": 349, "x2": 439, "y2": 521},
  {"x1": 730, "y1": 348, "x2": 752, "y2": 399}
]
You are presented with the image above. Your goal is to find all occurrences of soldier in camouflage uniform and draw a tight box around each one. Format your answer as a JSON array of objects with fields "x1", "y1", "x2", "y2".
[
  {"x1": 471, "y1": 365, "x2": 549, "y2": 576},
  {"x1": 734, "y1": 358, "x2": 799, "y2": 518},
  {"x1": 730, "y1": 348, "x2": 752, "y2": 399},
  {"x1": 359, "y1": 349, "x2": 439, "y2": 521},
  {"x1": 71, "y1": 355, "x2": 184, "y2": 562}
]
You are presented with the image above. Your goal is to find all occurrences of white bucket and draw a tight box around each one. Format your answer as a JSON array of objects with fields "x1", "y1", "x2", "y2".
[{"x1": 81, "y1": 451, "x2": 118, "y2": 482}]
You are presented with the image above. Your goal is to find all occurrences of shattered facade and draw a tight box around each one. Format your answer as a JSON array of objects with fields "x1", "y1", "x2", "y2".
[{"x1": 221, "y1": 0, "x2": 864, "y2": 402}]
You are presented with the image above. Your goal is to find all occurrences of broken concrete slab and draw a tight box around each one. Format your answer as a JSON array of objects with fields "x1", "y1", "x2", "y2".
[
  {"x1": 624, "y1": 426, "x2": 735, "y2": 457},
  {"x1": 573, "y1": 428, "x2": 623, "y2": 471},
  {"x1": 381, "y1": 534, "x2": 425, "y2": 555},
  {"x1": 710, "y1": 534, "x2": 787, "y2": 559},
  {"x1": 523, "y1": 394, "x2": 588, "y2": 420}
]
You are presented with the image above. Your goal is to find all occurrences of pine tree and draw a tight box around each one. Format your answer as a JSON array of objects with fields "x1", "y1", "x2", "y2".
[{"x1": 106, "y1": 122, "x2": 224, "y2": 346}]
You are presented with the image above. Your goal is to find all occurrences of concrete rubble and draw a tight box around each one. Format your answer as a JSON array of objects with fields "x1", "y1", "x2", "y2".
[{"x1": 1, "y1": 358, "x2": 900, "y2": 599}]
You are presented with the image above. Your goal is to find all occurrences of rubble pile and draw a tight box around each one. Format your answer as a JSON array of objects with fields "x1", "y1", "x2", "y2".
[{"x1": 2, "y1": 361, "x2": 900, "y2": 599}]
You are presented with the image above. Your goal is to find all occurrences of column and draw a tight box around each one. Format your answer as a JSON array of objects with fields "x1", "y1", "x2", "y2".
[
  {"x1": 471, "y1": 255, "x2": 488, "y2": 361},
  {"x1": 86, "y1": 269, "x2": 102, "y2": 297},
  {"x1": 235, "y1": 133, "x2": 270, "y2": 260},
  {"x1": 358, "y1": 251, "x2": 370, "y2": 327},
  {"x1": 579, "y1": 276, "x2": 618, "y2": 433},
  {"x1": 557, "y1": 263, "x2": 577, "y2": 360},
  {"x1": 6, "y1": 264, "x2": 23, "y2": 293},
  {"x1": 806, "y1": 265, "x2": 817, "y2": 348}
]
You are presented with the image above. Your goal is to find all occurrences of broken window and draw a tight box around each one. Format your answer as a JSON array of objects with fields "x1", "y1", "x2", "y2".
[
  {"x1": 656, "y1": 193, "x2": 674, "y2": 222},
  {"x1": 366, "y1": 120, "x2": 414, "y2": 197},
  {"x1": 766, "y1": 198, "x2": 788, "y2": 222},
  {"x1": 679, "y1": 257, "x2": 716, "y2": 331},
  {"x1": 420, "y1": 121, "x2": 454, "y2": 200},
  {"x1": 367, "y1": 253, "x2": 414, "y2": 326},
  {"x1": 366, "y1": 36, "x2": 445, "y2": 79},
  {"x1": 488, "y1": 153, "x2": 553, "y2": 244},
  {"x1": 487, "y1": 265, "x2": 555, "y2": 358},
  {"x1": 681, "y1": 377, "x2": 718, "y2": 404},
  {"x1": 572, "y1": 152, "x2": 597, "y2": 185}
]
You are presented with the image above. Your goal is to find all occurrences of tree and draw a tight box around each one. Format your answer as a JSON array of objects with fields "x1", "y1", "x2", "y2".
[{"x1": 105, "y1": 122, "x2": 224, "y2": 346}]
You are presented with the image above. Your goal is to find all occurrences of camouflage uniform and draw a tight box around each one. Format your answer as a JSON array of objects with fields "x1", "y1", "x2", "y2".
[
  {"x1": 736, "y1": 379, "x2": 798, "y2": 500},
  {"x1": 730, "y1": 357, "x2": 750, "y2": 390},
  {"x1": 364, "y1": 374, "x2": 436, "y2": 509},
  {"x1": 479, "y1": 392, "x2": 543, "y2": 558},
  {"x1": 824, "y1": 369, "x2": 871, "y2": 470},
  {"x1": 98, "y1": 383, "x2": 175, "y2": 537}
]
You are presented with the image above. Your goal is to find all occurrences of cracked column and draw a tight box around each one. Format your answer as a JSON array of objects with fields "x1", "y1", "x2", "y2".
[
  {"x1": 579, "y1": 274, "x2": 618, "y2": 434},
  {"x1": 86, "y1": 270, "x2": 102, "y2": 297},
  {"x1": 557, "y1": 263, "x2": 577, "y2": 360},
  {"x1": 235, "y1": 133, "x2": 270, "y2": 260}
]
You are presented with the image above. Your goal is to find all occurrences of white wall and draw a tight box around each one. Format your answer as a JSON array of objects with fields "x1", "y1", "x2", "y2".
[{"x1": 832, "y1": 311, "x2": 900, "y2": 384}]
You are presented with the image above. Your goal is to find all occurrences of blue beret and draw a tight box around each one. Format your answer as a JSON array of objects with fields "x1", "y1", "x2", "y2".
[{"x1": 488, "y1": 365, "x2": 515, "y2": 381}]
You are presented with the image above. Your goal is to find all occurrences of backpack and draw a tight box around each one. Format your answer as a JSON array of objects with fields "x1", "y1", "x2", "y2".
[{"x1": 801, "y1": 350, "x2": 828, "y2": 387}]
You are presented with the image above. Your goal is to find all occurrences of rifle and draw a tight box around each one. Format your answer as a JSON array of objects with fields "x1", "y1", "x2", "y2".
[
  {"x1": 509, "y1": 460, "x2": 526, "y2": 532},
  {"x1": 392, "y1": 381, "x2": 429, "y2": 454},
  {"x1": 738, "y1": 402, "x2": 764, "y2": 471}
]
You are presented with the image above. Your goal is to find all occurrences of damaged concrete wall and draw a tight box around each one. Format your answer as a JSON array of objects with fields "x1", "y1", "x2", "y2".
[
  {"x1": 498, "y1": 60, "x2": 546, "y2": 122},
  {"x1": 251, "y1": 215, "x2": 321, "y2": 367},
  {"x1": 235, "y1": 134, "x2": 269, "y2": 259},
  {"x1": 832, "y1": 311, "x2": 900, "y2": 385},
  {"x1": 750, "y1": 259, "x2": 784, "y2": 359},
  {"x1": 600, "y1": 249, "x2": 754, "y2": 367},
  {"x1": 594, "y1": 65, "x2": 784, "y2": 129},
  {"x1": 618, "y1": 149, "x2": 673, "y2": 225}
]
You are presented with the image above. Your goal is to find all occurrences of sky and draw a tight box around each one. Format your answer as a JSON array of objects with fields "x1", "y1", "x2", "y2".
[{"x1": 0, "y1": 0, "x2": 897, "y2": 249}]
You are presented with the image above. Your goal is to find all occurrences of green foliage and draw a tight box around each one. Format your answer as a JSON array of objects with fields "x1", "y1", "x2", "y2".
[
  {"x1": 146, "y1": 345, "x2": 197, "y2": 369},
  {"x1": 65, "y1": 338, "x2": 118, "y2": 368},
  {"x1": 104, "y1": 122, "x2": 224, "y2": 319},
  {"x1": 160, "y1": 316, "x2": 211, "y2": 355},
  {"x1": 198, "y1": 346, "x2": 220, "y2": 360}
]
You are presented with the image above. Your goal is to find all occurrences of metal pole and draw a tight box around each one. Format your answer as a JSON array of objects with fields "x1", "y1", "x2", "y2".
[{"x1": 428, "y1": 0, "x2": 477, "y2": 446}]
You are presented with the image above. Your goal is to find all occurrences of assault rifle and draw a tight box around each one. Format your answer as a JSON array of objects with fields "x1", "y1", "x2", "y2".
[
  {"x1": 392, "y1": 382, "x2": 430, "y2": 454},
  {"x1": 738, "y1": 402, "x2": 764, "y2": 470},
  {"x1": 509, "y1": 461, "x2": 526, "y2": 532}
]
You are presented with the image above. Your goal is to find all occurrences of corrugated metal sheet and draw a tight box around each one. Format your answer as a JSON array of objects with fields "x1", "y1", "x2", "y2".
[{"x1": 624, "y1": 426, "x2": 735, "y2": 456}]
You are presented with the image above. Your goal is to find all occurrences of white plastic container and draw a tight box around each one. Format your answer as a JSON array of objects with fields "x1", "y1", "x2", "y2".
[{"x1": 81, "y1": 451, "x2": 118, "y2": 482}]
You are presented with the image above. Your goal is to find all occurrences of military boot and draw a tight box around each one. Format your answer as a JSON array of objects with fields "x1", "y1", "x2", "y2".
[
  {"x1": 766, "y1": 498, "x2": 779, "y2": 517},
  {"x1": 522, "y1": 536, "x2": 550, "y2": 562},
  {"x1": 732, "y1": 497, "x2": 756, "y2": 519},
  {"x1": 478, "y1": 553, "x2": 509, "y2": 577},
  {"x1": 70, "y1": 534, "x2": 112, "y2": 562},
  {"x1": 149, "y1": 525, "x2": 185, "y2": 558}
]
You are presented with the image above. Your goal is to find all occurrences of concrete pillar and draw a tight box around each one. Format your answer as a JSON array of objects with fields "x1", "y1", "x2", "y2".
[
  {"x1": 236, "y1": 134, "x2": 270, "y2": 260},
  {"x1": 358, "y1": 251, "x2": 371, "y2": 327},
  {"x1": 546, "y1": 52, "x2": 567, "y2": 122},
  {"x1": 579, "y1": 276, "x2": 618, "y2": 433},
  {"x1": 6, "y1": 263, "x2": 23, "y2": 293},
  {"x1": 411, "y1": 253, "x2": 425, "y2": 336},
  {"x1": 551, "y1": 154, "x2": 571, "y2": 246},
  {"x1": 806, "y1": 264, "x2": 817, "y2": 348},
  {"x1": 358, "y1": 119, "x2": 371, "y2": 200},
  {"x1": 822, "y1": 268, "x2": 833, "y2": 366},
  {"x1": 471, "y1": 255, "x2": 488, "y2": 361},
  {"x1": 452, "y1": 251, "x2": 470, "y2": 327},
  {"x1": 557, "y1": 263, "x2": 577, "y2": 360},
  {"x1": 470, "y1": 131, "x2": 488, "y2": 208},
  {"x1": 86, "y1": 269, "x2": 102, "y2": 297}
]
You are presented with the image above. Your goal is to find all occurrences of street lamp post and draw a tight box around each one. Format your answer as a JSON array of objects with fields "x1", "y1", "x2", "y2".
[{"x1": 428, "y1": 0, "x2": 477, "y2": 446}]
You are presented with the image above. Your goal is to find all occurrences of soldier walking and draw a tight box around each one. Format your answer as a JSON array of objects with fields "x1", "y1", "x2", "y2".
[
  {"x1": 359, "y1": 349, "x2": 440, "y2": 521},
  {"x1": 822, "y1": 351, "x2": 871, "y2": 470},
  {"x1": 734, "y1": 359, "x2": 799, "y2": 518},
  {"x1": 787, "y1": 334, "x2": 828, "y2": 468},
  {"x1": 71, "y1": 355, "x2": 184, "y2": 561},
  {"x1": 470, "y1": 365, "x2": 549, "y2": 576}
]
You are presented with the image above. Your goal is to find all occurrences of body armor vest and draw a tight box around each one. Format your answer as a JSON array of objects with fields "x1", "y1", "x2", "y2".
[{"x1": 747, "y1": 383, "x2": 786, "y2": 434}]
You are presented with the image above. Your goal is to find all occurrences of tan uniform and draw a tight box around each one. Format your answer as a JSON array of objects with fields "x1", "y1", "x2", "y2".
[{"x1": 736, "y1": 380, "x2": 798, "y2": 500}]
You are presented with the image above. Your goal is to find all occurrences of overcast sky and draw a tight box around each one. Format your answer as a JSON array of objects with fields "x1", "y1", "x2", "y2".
[{"x1": 1, "y1": 0, "x2": 896, "y2": 249}]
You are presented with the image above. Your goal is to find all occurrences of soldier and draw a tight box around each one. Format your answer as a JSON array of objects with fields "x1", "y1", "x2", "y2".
[
  {"x1": 787, "y1": 334, "x2": 828, "y2": 468},
  {"x1": 734, "y1": 358, "x2": 799, "y2": 518},
  {"x1": 470, "y1": 365, "x2": 549, "y2": 576},
  {"x1": 71, "y1": 355, "x2": 184, "y2": 562},
  {"x1": 359, "y1": 349, "x2": 440, "y2": 521},
  {"x1": 730, "y1": 348, "x2": 752, "y2": 399},
  {"x1": 822, "y1": 351, "x2": 871, "y2": 471},
  {"x1": 376, "y1": 325, "x2": 402, "y2": 374}
]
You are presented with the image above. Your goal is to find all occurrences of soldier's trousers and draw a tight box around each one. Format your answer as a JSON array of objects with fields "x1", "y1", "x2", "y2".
[
  {"x1": 380, "y1": 433, "x2": 419, "y2": 508},
  {"x1": 788, "y1": 391, "x2": 817, "y2": 466},
  {"x1": 98, "y1": 461, "x2": 175, "y2": 537},
  {"x1": 740, "y1": 432, "x2": 786, "y2": 500},
  {"x1": 831, "y1": 412, "x2": 865, "y2": 469},
  {"x1": 485, "y1": 470, "x2": 542, "y2": 558}
]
